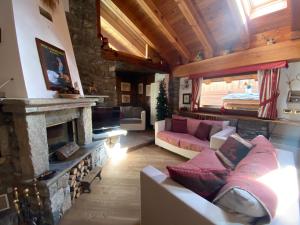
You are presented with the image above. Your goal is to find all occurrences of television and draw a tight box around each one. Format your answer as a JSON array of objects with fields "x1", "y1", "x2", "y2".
[{"x1": 92, "y1": 106, "x2": 120, "y2": 133}]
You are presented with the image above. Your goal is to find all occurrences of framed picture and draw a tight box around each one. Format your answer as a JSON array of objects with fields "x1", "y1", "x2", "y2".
[
  {"x1": 138, "y1": 83, "x2": 143, "y2": 95},
  {"x1": 146, "y1": 85, "x2": 151, "y2": 97},
  {"x1": 183, "y1": 94, "x2": 191, "y2": 104},
  {"x1": 121, "y1": 94, "x2": 131, "y2": 104},
  {"x1": 36, "y1": 38, "x2": 72, "y2": 91},
  {"x1": 121, "y1": 82, "x2": 131, "y2": 92}
]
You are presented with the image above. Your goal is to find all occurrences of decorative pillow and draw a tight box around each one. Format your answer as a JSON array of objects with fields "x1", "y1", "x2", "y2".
[
  {"x1": 165, "y1": 118, "x2": 172, "y2": 131},
  {"x1": 213, "y1": 176, "x2": 276, "y2": 224},
  {"x1": 172, "y1": 118, "x2": 187, "y2": 133},
  {"x1": 209, "y1": 125, "x2": 222, "y2": 140},
  {"x1": 217, "y1": 134, "x2": 253, "y2": 169},
  {"x1": 167, "y1": 165, "x2": 229, "y2": 201},
  {"x1": 194, "y1": 122, "x2": 212, "y2": 140}
]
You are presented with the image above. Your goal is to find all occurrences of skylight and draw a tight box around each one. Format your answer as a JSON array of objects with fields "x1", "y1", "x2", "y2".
[{"x1": 241, "y1": 0, "x2": 287, "y2": 19}]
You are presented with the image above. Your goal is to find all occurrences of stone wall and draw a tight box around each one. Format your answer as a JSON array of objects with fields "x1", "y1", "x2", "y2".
[
  {"x1": 169, "y1": 77, "x2": 180, "y2": 114},
  {"x1": 66, "y1": 0, "x2": 117, "y2": 106}
]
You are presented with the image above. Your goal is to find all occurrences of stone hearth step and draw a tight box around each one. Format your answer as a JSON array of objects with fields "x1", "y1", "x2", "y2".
[{"x1": 81, "y1": 166, "x2": 102, "y2": 193}]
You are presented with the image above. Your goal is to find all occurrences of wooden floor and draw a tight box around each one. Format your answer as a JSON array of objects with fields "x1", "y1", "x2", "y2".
[{"x1": 59, "y1": 145, "x2": 185, "y2": 225}]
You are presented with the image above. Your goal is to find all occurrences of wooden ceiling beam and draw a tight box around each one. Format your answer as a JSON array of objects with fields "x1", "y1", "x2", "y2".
[
  {"x1": 101, "y1": 4, "x2": 146, "y2": 55},
  {"x1": 173, "y1": 39, "x2": 300, "y2": 77},
  {"x1": 226, "y1": 0, "x2": 250, "y2": 49},
  {"x1": 174, "y1": 0, "x2": 213, "y2": 58},
  {"x1": 136, "y1": 0, "x2": 192, "y2": 61},
  {"x1": 101, "y1": 17, "x2": 145, "y2": 57},
  {"x1": 101, "y1": 49, "x2": 170, "y2": 72},
  {"x1": 103, "y1": 0, "x2": 172, "y2": 64},
  {"x1": 291, "y1": 0, "x2": 300, "y2": 40}
]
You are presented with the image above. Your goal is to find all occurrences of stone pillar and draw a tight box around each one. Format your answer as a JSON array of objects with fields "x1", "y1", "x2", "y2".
[
  {"x1": 66, "y1": 0, "x2": 117, "y2": 106},
  {"x1": 13, "y1": 113, "x2": 49, "y2": 178},
  {"x1": 77, "y1": 107, "x2": 93, "y2": 145}
]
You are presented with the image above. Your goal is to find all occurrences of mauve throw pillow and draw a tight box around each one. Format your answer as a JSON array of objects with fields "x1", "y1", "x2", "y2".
[
  {"x1": 217, "y1": 134, "x2": 254, "y2": 169},
  {"x1": 167, "y1": 166, "x2": 229, "y2": 201},
  {"x1": 195, "y1": 122, "x2": 212, "y2": 140},
  {"x1": 172, "y1": 118, "x2": 187, "y2": 133}
]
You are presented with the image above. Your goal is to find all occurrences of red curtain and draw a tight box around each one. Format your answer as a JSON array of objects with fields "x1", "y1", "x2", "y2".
[
  {"x1": 258, "y1": 69, "x2": 281, "y2": 119},
  {"x1": 191, "y1": 78, "x2": 200, "y2": 111}
]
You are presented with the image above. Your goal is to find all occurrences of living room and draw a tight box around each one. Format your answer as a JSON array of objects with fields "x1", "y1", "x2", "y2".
[{"x1": 0, "y1": 0, "x2": 299, "y2": 225}]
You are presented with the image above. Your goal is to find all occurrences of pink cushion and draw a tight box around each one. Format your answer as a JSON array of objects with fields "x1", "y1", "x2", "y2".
[
  {"x1": 215, "y1": 135, "x2": 279, "y2": 222},
  {"x1": 172, "y1": 115, "x2": 227, "y2": 135},
  {"x1": 178, "y1": 135, "x2": 209, "y2": 152},
  {"x1": 187, "y1": 149, "x2": 228, "y2": 170},
  {"x1": 194, "y1": 122, "x2": 212, "y2": 140},
  {"x1": 157, "y1": 131, "x2": 181, "y2": 147},
  {"x1": 172, "y1": 118, "x2": 187, "y2": 133},
  {"x1": 167, "y1": 165, "x2": 229, "y2": 201},
  {"x1": 157, "y1": 131, "x2": 209, "y2": 152}
]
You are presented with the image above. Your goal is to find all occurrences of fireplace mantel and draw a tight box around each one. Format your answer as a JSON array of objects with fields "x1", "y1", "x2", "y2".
[{"x1": 1, "y1": 98, "x2": 98, "y2": 113}]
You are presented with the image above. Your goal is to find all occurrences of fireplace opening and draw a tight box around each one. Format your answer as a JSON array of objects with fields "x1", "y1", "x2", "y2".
[{"x1": 47, "y1": 120, "x2": 77, "y2": 162}]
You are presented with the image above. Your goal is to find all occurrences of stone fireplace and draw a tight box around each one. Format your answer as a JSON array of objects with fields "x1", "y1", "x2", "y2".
[{"x1": 0, "y1": 98, "x2": 108, "y2": 225}]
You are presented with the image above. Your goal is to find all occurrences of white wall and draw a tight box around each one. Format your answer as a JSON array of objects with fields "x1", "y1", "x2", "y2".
[
  {"x1": 0, "y1": 0, "x2": 28, "y2": 98},
  {"x1": 179, "y1": 77, "x2": 191, "y2": 109},
  {"x1": 0, "y1": 0, "x2": 83, "y2": 98},
  {"x1": 278, "y1": 62, "x2": 300, "y2": 120}
]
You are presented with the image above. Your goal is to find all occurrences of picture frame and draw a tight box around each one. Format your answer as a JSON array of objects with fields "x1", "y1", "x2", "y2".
[
  {"x1": 183, "y1": 94, "x2": 191, "y2": 104},
  {"x1": 121, "y1": 94, "x2": 131, "y2": 104},
  {"x1": 0, "y1": 194, "x2": 10, "y2": 212},
  {"x1": 138, "y1": 83, "x2": 143, "y2": 95},
  {"x1": 121, "y1": 82, "x2": 131, "y2": 92},
  {"x1": 36, "y1": 38, "x2": 72, "y2": 91}
]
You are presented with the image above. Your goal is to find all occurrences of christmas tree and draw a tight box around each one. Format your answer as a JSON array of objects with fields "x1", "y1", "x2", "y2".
[{"x1": 156, "y1": 79, "x2": 169, "y2": 121}]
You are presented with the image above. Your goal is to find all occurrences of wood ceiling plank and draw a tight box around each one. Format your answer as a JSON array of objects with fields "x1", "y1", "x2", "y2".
[
  {"x1": 102, "y1": 0, "x2": 156, "y2": 52},
  {"x1": 173, "y1": 39, "x2": 300, "y2": 77},
  {"x1": 106, "y1": 0, "x2": 175, "y2": 65},
  {"x1": 101, "y1": 4, "x2": 146, "y2": 55},
  {"x1": 135, "y1": 0, "x2": 192, "y2": 61},
  {"x1": 291, "y1": 0, "x2": 300, "y2": 40},
  {"x1": 226, "y1": 0, "x2": 250, "y2": 49},
  {"x1": 174, "y1": 0, "x2": 214, "y2": 58},
  {"x1": 101, "y1": 17, "x2": 145, "y2": 57}
]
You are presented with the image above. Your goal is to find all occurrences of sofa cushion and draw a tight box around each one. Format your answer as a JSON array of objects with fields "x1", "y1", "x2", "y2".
[
  {"x1": 167, "y1": 165, "x2": 229, "y2": 201},
  {"x1": 131, "y1": 107, "x2": 143, "y2": 118},
  {"x1": 157, "y1": 131, "x2": 181, "y2": 147},
  {"x1": 172, "y1": 118, "x2": 187, "y2": 133},
  {"x1": 172, "y1": 115, "x2": 229, "y2": 135},
  {"x1": 120, "y1": 118, "x2": 142, "y2": 124},
  {"x1": 214, "y1": 135, "x2": 279, "y2": 223},
  {"x1": 195, "y1": 122, "x2": 212, "y2": 140},
  {"x1": 186, "y1": 148, "x2": 228, "y2": 170},
  {"x1": 214, "y1": 176, "x2": 277, "y2": 224},
  {"x1": 178, "y1": 134, "x2": 209, "y2": 152},
  {"x1": 157, "y1": 131, "x2": 209, "y2": 152},
  {"x1": 217, "y1": 134, "x2": 254, "y2": 169},
  {"x1": 120, "y1": 106, "x2": 132, "y2": 118}
]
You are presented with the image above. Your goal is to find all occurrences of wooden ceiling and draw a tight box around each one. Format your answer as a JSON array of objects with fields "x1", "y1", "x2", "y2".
[{"x1": 100, "y1": 0, "x2": 298, "y2": 68}]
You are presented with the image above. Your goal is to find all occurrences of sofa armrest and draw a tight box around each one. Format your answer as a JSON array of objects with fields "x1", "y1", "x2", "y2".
[
  {"x1": 155, "y1": 120, "x2": 165, "y2": 136},
  {"x1": 141, "y1": 166, "x2": 233, "y2": 225},
  {"x1": 210, "y1": 126, "x2": 236, "y2": 150}
]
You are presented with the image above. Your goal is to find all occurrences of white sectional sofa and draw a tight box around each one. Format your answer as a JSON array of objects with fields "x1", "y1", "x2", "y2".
[
  {"x1": 140, "y1": 148, "x2": 300, "y2": 225},
  {"x1": 155, "y1": 119, "x2": 236, "y2": 159}
]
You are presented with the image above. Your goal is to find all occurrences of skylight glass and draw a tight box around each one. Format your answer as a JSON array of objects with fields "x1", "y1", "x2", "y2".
[{"x1": 241, "y1": 0, "x2": 287, "y2": 19}]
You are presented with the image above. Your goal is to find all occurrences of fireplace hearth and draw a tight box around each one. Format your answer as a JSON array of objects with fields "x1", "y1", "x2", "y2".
[{"x1": 0, "y1": 98, "x2": 108, "y2": 225}]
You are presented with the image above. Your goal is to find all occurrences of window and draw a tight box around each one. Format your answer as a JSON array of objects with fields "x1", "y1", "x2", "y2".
[
  {"x1": 241, "y1": 0, "x2": 287, "y2": 19},
  {"x1": 200, "y1": 74, "x2": 259, "y2": 111}
]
